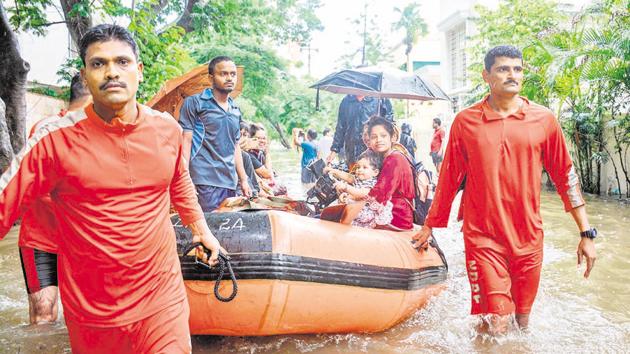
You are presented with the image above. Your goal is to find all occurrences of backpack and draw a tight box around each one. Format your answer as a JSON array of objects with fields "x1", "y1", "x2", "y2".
[{"x1": 400, "y1": 155, "x2": 435, "y2": 225}]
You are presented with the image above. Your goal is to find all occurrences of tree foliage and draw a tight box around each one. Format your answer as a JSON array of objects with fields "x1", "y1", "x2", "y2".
[
  {"x1": 468, "y1": 0, "x2": 565, "y2": 104},
  {"x1": 471, "y1": 0, "x2": 630, "y2": 196},
  {"x1": 338, "y1": 5, "x2": 392, "y2": 68},
  {"x1": 392, "y1": 2, "x2": 427, "y2": 57},
  {"x1": 4, "y1": 0, "x2": 327, "y2": 143}
]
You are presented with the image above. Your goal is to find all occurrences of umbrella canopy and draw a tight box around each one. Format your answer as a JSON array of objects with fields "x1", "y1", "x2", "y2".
[
  {"x1": 310, "y1": 66, "x2": 450, "y2": 101},
  {"x1": 147, "y1": 64, "x2": 244, "y2": 120}
]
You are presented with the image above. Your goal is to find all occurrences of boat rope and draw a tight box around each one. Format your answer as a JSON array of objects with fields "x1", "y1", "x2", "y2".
[
  {"x1": 183, "y1": 242, "x2": 238, "y2": 302},
  {"x1": 429, "y1": 236, "x2": 448, "y2": 271}
]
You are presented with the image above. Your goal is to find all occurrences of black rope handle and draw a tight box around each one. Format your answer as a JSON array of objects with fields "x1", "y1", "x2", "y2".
[{"x1": 183, "y1": 242, "x2": 238, "y2": 302}]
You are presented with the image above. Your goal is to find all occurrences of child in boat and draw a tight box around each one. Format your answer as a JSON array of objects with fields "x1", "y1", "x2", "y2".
[{"x1": 333, "y1": 150, "x2": 391, "y2": 228}]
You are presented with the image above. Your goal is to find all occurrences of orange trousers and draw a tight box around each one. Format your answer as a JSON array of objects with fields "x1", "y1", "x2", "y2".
[
  {"x1": 66, "y1": 300, "x2": 191, "y2": 354},
  {"x1": 465, "y1": 246, "x2": 543, "y2": 316}
]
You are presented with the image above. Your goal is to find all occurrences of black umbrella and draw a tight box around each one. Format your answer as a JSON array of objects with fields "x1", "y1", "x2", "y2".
[{"x1": 310, "y1": 66, "x2": 450, "y2": 102}]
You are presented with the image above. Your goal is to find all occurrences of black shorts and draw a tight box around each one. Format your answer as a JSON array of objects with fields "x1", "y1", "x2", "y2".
[
  {"x1": 430, "y1": 152, "x2": 443, "y2": 166},
  {"x1": 19, "y1": 247, "x2": 58, "y2": 294},
  {"x1": 301, "y1": 166, "x2": 317, "y2": 184}
]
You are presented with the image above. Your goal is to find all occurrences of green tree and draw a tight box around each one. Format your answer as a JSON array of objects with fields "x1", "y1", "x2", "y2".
[
  {"x1": 5, "y1": 0, "x2": 326, "y2": 139},
  {"x1": 338, "y1": 4, "x2": 392, "y2": 68},
  {"x1": 392, "y1": 2, "x2": 428, "y2": 73},
  {"x1": 526, "y1": 0, "x2": 630, "y2": 196},
  {"x1": 468, "y1": 0, "x2": 565, "y2": 104}
]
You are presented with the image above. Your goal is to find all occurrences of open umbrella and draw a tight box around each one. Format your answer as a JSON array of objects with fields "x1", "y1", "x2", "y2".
[
  {"x1": 147, "y1": 64, "x2": 244, "y2": 120},
  {"x1": 310, "y1": 66, "x2": 450, "y2": 101}
]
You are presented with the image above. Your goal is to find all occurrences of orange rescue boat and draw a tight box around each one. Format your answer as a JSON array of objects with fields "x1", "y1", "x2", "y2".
[{"x1": 173, "y1": 210, "x2": 447, "y2": 336}]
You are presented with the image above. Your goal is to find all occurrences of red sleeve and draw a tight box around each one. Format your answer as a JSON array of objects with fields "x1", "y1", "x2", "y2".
[
  {"x1": 169, "y1": 129, "x2": 204, "y2": 225},
  {"x1": 368, "y1": 153, "x2": 405, "y2": 204},
  {"x1": 439, "y1": 128, "x2": 446, "y2": 141},
  {"x1": 0, "y1": 133, "x2": 57, "y2": 238},
  {"x1": 543, "y1": 115, "x2": 584, "y2": 211},
  {"x1": 425, "y1": 117, "x2": 467, "y2": 228}
]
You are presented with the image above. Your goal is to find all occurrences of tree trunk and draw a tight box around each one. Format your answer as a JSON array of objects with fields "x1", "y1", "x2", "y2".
[
  {"x1": 158, "y1": 0, "x2": 200, "y2": 35},
  {"x1": 602, "y1": 144, "x2": 622, "y2": 198},
  {"x1": 0, "y1": 3, "x2": 29, "y2": 171},
  {"x1": 268, "y1": 120, "x2": 291, "y2": 149},
  {"x1": 0, "y1": 98, "x2": 14, "y2": 172},
  {"x1": 59, "y1": 0, "x2": 93, "y2": 49}
]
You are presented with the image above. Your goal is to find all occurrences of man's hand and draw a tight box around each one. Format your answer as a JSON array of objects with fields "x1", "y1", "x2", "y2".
[
  {"x1": 241, "y1": 181, "x2": 253, "y2": 198},
  {"x1": 326, "y1": 151, "x2": 337, "y2": 164},
  {"x1": 412, "y1": 225, "x2": 432, "y2": 250},
  {"x1": 577, "y1": 237, "x2": 596, "y2": 278},
  {"x1": 188, "y1": 219, "x2": 227, "y2": 267}
]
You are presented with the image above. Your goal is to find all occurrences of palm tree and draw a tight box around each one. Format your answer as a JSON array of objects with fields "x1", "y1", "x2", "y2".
[
  {"x1": 392, "y1": 3, "x2": 428, "y2": 74},
  {"x1": 525, "y1": 0, "x2": 630, "y2": 195}
]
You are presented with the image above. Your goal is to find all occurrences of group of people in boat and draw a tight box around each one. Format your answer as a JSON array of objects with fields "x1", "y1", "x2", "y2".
[{"x1": 0, "y1": 22, "x2": 599, "y2": 353}]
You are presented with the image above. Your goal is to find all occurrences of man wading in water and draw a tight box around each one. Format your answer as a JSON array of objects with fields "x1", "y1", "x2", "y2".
[
  {"x1": 0, "y1": 24, "x2": 225, "y2": 353},
  {"x1": 413, "y1": 45, "x2": 597, "y2": 335},
  {"x1": 17, "y1": 73, "x2": 91, "y2": 325}
]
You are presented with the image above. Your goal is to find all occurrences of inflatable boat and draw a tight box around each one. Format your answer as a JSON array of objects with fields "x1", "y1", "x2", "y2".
[{"x1": 173, "y1": 210, "x2": 448, "y2": 336}]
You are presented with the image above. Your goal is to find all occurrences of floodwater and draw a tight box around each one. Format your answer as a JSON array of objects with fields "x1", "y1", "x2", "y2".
[{"x1": 1, "y1": 146, "x2": 629, "y2": 353}]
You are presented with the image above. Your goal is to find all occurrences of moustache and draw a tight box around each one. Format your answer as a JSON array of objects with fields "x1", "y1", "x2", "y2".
[
  {"x1": 504, "y1": 80, "x2": 519, "y2": 85},
  {"x1": 100, "y1": 81, "x2": 127, "y2": 90}
]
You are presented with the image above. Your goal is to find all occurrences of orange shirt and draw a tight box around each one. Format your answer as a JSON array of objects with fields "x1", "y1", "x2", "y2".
[
  {"x1": 18, "y1": 115, "x2": 66, "y2": 253},
  {"x1": 430, "y1": 126, "x2": 445, "y2": 153},
  {"x1": 0, "y1": 104, "x2": 203, "y2": 326},
  {"x1": 425, "y1": 96, "x2": 584, "y2": 255}
]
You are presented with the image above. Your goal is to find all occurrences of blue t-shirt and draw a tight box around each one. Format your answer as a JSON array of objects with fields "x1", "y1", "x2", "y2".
[
  {"x1": 179, "y1": 89, "x2": 242, "y2": 189},
  {"x1": 300, "y1": 141, "x2": 318, "y2": 168}
]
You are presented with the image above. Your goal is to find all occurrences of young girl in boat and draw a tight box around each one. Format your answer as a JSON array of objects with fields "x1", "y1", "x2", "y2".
[{"x1": 332, "y1": 150, "x2": 387, "y2": 228}]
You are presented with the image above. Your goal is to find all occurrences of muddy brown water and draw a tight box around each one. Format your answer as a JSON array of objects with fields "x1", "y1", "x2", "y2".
[{"x1": 1, "y1": 147, "x2": 629, "y2": 353}]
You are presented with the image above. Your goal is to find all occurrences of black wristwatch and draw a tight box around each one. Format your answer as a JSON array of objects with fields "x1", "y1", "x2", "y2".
[{"x1": 580, "y1": 228, "x2": 597, "y2": 239}]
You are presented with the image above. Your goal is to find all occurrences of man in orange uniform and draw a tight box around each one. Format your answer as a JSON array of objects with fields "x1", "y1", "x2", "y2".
[
  {"x1": 18, "y1": 73, "x2": 91, "y2": 325},
  {"x1": 413, "y1": 46, "x2": 597, "y2": 335},
  {"x1": 0, "y1": 24, "x2": 224, "y2": 353}
]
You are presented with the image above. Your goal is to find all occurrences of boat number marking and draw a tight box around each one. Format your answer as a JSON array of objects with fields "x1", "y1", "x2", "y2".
[{"x1": 219, "y1": 217, "x2": 245, "y2": 231}]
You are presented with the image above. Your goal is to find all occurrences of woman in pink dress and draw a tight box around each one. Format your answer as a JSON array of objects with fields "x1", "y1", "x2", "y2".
[{"x1": 364, "y1": 117, "x2": 415, "y2": 230}]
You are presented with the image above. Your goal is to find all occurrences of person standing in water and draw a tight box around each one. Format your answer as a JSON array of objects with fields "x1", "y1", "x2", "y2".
[
  {"x1": 413, "y1": 45, "x2": 597, "y2": 335},
  {"x1": 0, "y1": 24, "x2": 225, "y2": 353}
]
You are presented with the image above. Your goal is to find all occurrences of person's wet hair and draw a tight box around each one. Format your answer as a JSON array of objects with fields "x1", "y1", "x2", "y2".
[
  {"x1": 367, "y1": 116, "x2": 398, "y2": 140},
  {"x1": 307, "y1": 129, "x2": 318, "y2": 140},
  {"x1": 79, "y1": 24, "x2": 138, "y2": 65},
  {"x1": 69, "y1": 73, "x2": 89, "y2": 103},
  {"x1": 208, "y1": 56, "x2": 234, "y2": 75},
  {"x1": 433, "y1": 117, "x2": 441, "y2": 126},
  {"x1": 323, "y1": 127, "x2": 331, "y2": 136},
  {"x1": 484, "y1": 45, "x2": 522, "y2": 71},
  {"x1": 357, "y1": 149, "x2": 383, "y2": 171}
]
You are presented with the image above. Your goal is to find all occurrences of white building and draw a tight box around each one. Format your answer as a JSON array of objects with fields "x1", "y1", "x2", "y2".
[{"x1": 436, "y1": 0, "x2": 591, "y2": 112}]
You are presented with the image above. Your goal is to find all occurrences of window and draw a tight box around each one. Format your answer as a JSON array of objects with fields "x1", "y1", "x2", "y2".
[{"x1": 447, "y1": 24, "x2": 467, "y2": 90}]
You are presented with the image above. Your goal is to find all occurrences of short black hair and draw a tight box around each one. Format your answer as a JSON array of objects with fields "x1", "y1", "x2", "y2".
[
  {"x1": 208, "y1": 56, "x2": 235, "y2": 75},
  {"x1": 79, "y1": 24, "x2": 138, "y2": 65},
  {"x1": 484, "y1": 45, "x2": 522, "y2": 71},
  {"x1": 69, "y1": 73, "x2": 89, "y2": 103},
  {"x1": 307, "y1": 129, "x2": 317, "y2": 140},
  {"x1": 433, "y1": 117, "x2": 441, "y2": 126},
  {"x1": 323, "y1": 127, "x2": 331, "y2": 136}
]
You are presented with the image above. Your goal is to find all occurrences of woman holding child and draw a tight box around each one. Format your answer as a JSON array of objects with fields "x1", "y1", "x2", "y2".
[{"x1": 335, "y1": 117, "x2": 415, "y2": 230}]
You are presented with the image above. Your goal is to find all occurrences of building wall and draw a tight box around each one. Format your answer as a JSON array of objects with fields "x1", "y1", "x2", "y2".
[{"x1": 25, "y1": 92, "x2": 66, "y2": 133}]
